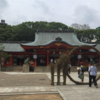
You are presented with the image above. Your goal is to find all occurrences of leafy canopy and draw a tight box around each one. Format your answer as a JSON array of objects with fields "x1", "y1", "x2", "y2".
[{"x1": 0, "y1": 21, "x2": 100, "y2": 42}]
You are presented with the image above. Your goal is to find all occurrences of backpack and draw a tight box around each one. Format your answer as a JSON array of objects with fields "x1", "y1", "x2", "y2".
[
  {"x1": 81, "y1": 67, "x2": 84, "y2": 73},
  {"x1": 78, "y1": 74, "x2": 84, "y2": 79}
]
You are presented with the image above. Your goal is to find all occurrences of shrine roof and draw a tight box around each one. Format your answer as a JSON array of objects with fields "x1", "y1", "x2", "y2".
[
  {"x1": 89, "y1": 44, "x2": 100, "y2": 52},
  {"x1": 2, "y1": 43, "x2": 25, "y2": 52},
  {"x1": 21, "y1": 31, "x2": 96, "y2": 47}
]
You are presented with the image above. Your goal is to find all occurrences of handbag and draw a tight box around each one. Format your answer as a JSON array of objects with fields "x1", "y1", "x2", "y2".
[{"x1": 78, "y1": 74, "x2": 84, "y2": 79}]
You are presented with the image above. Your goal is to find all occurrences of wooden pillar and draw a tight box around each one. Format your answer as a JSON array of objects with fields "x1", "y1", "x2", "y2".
[
  {"x1": 10, "y1": 56, "x2": 13, "y2": 66},
  {"x1": 99, "y1": 56, "x2": 100, "y2": 65},
  {"x1": 34, "y1": 59, "x2": 37, "y2": 66},
  {"x1": 77, "y1": 59, "x2": 79, "y2": 65},
  {"x1": 2, "y1": 57, "x2": 5, "y2": 66},
  {"x1": 83, "y1": 54, "x2": 85, "y2": 66},
  {"x1": 47, "y1": 52, "x2": 49, "y2": 66}
]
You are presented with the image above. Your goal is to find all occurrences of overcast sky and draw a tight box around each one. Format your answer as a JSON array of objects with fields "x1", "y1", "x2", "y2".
[{"x1": 0, "y1": 0, "x2": 100, "y2": 29}]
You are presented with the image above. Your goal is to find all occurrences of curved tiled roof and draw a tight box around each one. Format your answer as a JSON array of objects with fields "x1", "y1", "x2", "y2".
[
  {"x1": 3, "y1": 43, "x2": 25, "y2": 52},
  {"x1": 2, "y1": 32, "x2": 96, "y2": 52},
  {"x1": 21, "y1": 32, "x2": 96, "y2": 46},
  {"x1": 89, "y1": 44, "x2": 100, "y2": 52}
]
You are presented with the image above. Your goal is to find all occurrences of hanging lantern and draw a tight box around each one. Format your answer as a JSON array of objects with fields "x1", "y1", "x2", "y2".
[
  {"x1": 78, "y1": 54, "x2": 82, "y2": 59},
  {"x1": 33, "y1": 54, "x2": 37, "y2": 59}
]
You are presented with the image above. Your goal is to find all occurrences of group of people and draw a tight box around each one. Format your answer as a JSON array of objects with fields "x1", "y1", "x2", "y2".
[{"x1": 77, "y1": 63, "x2": 98, "y2": 88}]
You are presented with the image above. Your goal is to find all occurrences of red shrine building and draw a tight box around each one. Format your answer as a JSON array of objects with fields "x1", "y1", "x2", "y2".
[{"x1": 2, "y1": 30, "x2": 100, "y2": 67}]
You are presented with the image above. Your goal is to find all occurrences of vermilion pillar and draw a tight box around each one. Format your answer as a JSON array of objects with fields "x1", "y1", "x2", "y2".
[
  {"x1": 82, "y1": 54, "x2": 85, "y2": 66},
  {"x1": 77, "y1": 59, "x2": 79, "y2": 65},
  {"x1": 34, "y1": 59, "x2": 37, "y2": 66},
  {"x1": 47, "y1": 51, "x2": 49, "y2": 66},
  {"x1": 10, "y1": 56, "x2": 13, "y2": 66}
]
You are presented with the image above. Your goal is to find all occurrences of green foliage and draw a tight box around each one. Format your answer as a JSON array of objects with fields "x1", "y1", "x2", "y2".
[
  {"x1": 9, "y1": 22, "x2": 35, "y2": 41},
  {"x1": 0, "y1": 21, "x2": 69, "y2": 41},
  {"x1": 96, "y1": 26, "x2": 100, "y2": 30},
  {"x1": 95, "y1": 29, "x2": 100, "y2": 42},
  {"x1": 0, "y1": 21, "x2": 100, "y2": 42},
  {"x1": 0, "y1": 43, "x2": 12, "y2": 67},
  {"x1": 68, "y1": 27, "x2": 74, "y2": 31},
  {"x1": 0, "y1": 24, "x2": 12, "y2": 41},
  {"x1": 76, "y1": 29, "x2": 97, "y2": 42}
]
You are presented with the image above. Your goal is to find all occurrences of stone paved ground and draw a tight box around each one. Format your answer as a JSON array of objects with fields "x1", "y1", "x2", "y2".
[
  {"x1": 0, "y1": 73, "x2": 50, "y2": 86},
  {"x1": 0, "y1": 72, "x2": 100, "y2": 100},
  {"x1": 0, "y1": 72, "x2": 61, "y2": 100}
]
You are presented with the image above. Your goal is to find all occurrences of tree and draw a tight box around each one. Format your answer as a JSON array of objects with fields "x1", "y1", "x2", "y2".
[
  {"x1": 10, "y1": 22, "x2": 35, "y2": 41},
  {"x1": 95, "y1": 29, "x2": 100, "y2": 42},
  {"x1": 8, "y1": 21, "x2": 69, "y2": 41},
  {"x1": 0, "y1": 24, "x2": 12, "y2": 41},
  {"x1": 0, "y1": 43, "x2": 11, "y2": 70},
  {"x1": 68, "y1": 27, "x2": 74, "y2": 31},
  {"x1": 76, "y1": 29, "x2": 96, "y2": 42}
]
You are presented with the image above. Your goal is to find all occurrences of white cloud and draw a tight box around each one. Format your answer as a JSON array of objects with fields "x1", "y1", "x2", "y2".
[
  {"x1": 73, "y1": 5, "x2": 100, "y2": 28},
  {"x1": 0, "y1": 0, "x2": 8, "y2": 18},
  {"x1": 0, "y1": 0, "x2": 100, "y2": 29}
]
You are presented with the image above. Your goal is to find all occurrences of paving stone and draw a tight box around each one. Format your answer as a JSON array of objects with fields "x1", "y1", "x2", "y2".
[
  {"x1": 0, "y1": 72, "x2": 100, "y2": 100},
  {"x1": 12, "y1": 88, "x2": 19, "y2": 92},
  {"x1": 0, "y1": 88, "x2": 9, "y2": 92},
  {"x1": 40, "y1": 89, "x2": 46, "y2": 91},
  {"x1": 6, "y1": 89, "x2": 13, "y2": 92},
  {"x1": 18, "y1": 88, "x2": 24, "y2": 92}
]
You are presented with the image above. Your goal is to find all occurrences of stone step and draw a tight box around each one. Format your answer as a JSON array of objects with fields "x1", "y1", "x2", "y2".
[
  {"x1": 3, "y1": 65, "x2": 99, "y2": 72},
  {"x1": 1, "y1": 66, "x2": 23, "y2": 72},
  {"x1": 34, "y1": 66, "x2": 50, "y2": 72},
  {"x1": 1, "y1": 66, "x2": 51, "y2": 72}
]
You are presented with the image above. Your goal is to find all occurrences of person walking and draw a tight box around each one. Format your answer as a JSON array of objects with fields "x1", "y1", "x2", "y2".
[
  {"x1": 79, "y1": 64, "x2": 84, "y2": 82},
  {"x1": 88, "y1": 63, "x2": 98, "y2": 88},
  {"x1": 77, "y1": 64, "x2": 80, "y2": 75},
  {"x1": 88, "y1": 63, "x2": 91, "y2": 80}
]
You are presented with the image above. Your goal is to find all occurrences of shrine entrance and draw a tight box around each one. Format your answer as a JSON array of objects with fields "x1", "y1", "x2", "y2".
[
  {"x1": 49, "y1": 54, "x2": 60, "y2": 63},
  {"x1": 37, "y1": 55, "x2": 47, "y2": 66}
]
